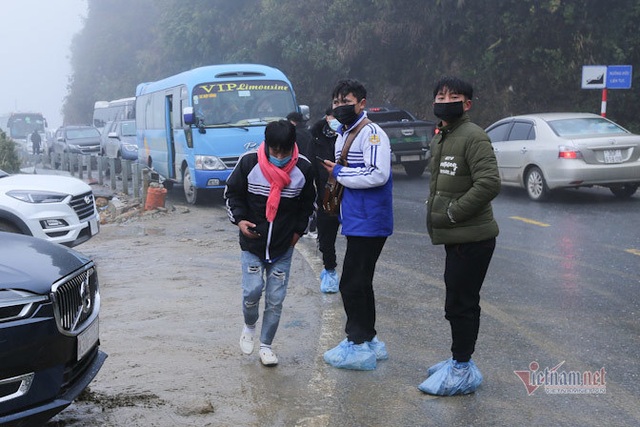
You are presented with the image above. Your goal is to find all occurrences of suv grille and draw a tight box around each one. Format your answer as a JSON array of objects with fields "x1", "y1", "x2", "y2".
[
  {"x1": 69, "y1": 191, "x2": 96, "y2": 221},
  {"x1": 51, "y1": 264, "x2": 99, "y2": 334}
]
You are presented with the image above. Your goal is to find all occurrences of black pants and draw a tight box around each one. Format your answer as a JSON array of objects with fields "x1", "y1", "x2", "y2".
[
  {"x1": 444, "y1": 238, "x2": 496, "y2": 363},
  {"x1": 316, "y1": 209, "x2": 340, "y2": 270},
  {"x1": 340, "y1": 236, "x2": 387, "y2": 344}
]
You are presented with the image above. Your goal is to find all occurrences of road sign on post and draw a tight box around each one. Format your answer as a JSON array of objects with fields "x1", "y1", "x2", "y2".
[
  {"x1": 582, "y1": 65, "x2": 633, "y2": 117},
  {"x1": 582, "y1": 65, "x2": 607, "y2": 89},
  {"x1": 606, "y1": 65, "x2": 632, "y2": 89}
]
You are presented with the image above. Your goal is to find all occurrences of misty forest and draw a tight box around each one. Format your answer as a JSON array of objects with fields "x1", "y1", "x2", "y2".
[{"x1": 63, "y1": 0, "x2": 640, "y2": 131}]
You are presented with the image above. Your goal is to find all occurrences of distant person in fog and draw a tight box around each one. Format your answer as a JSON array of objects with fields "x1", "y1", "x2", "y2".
[{"x1": 30, "y1": 129, "x2": 41, "y2": 154}]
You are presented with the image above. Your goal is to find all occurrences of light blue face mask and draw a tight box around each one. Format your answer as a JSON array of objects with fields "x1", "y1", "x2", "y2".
[
  {"x1": 328, "y1": 118, "x2": 341, "y2": 132},
  {"x1": 269, "y1": 155, "x2": 291, "y2": 167}
]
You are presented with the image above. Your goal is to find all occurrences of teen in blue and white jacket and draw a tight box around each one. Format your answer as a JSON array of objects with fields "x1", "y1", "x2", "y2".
[{"x1": 332, "y1": 112, "x2": 393, "y2": 237}]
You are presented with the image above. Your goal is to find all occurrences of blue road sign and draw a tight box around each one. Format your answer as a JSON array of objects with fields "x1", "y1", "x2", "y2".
[{"x1": 606, "y1": 65, "x2": 632, "y2": 89}]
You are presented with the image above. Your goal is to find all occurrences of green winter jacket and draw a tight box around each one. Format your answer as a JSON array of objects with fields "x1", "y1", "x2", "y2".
[{"x1": 426, "y1": 113, "x2": 500, "y2": 245}]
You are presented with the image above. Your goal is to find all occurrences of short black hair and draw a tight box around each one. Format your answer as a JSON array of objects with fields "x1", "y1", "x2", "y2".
[
  {"x1": 286, "y1": 111, "x2": 304, "y2": 123},
  {"x1": 331, "y1": 79, "x2": 367, "y2": 102},
  {"x1": 265, "y1": 120, "x2": 296, "y2": 151},
  {"x1": 433, "y1": 76, "x2": 473, "y2": 100}
]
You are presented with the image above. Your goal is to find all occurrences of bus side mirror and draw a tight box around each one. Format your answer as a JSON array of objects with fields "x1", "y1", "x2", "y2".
[
  {"x1": 183, "y1": 107, "x2": 194, "y2": 125},
  {"x1": 299, "y1": 105, "x2": 310, "y2": 122}
]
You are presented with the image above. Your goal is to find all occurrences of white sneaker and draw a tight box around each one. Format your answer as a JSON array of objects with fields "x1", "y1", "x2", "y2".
[
  {"x1": 240, "y1": 328, "x2": 255, "y2": 355},
  {"x1": 259, "y1": 347, "x2": 278, "y2": 367}
]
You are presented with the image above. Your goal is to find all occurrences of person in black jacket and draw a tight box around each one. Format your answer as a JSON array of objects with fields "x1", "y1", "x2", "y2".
[
  {"x1": 309, "y1": 107, "x2": 341, "y2": 293},
  {"x1": 286, "y1": 111, "x2": 312, "y2": 158},
  {"x1": 419, "y1": 76, "x2": 500, "y2": 396},
  {"x1": 225, "y1": 120, "x2": 316, "y2": 367},
  {"x1": 30, "y1": 129, "x2": 41, "y2": 154}
]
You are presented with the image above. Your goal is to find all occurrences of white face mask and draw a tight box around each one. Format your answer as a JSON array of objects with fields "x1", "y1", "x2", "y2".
[{"x1": 328, "y1": 118, "x2": 340, "y2": 131}]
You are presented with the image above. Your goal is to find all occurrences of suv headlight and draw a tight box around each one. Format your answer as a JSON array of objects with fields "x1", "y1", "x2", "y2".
[
  {"x1": 7, "y1": 190, "x2": 68, "y2": 203},
  {"x1": 195, "y1": 155, "x2": 226, "y2": 170},
  {"x1": 0, "y1": 290, "x2": 48, "y2": 322}
]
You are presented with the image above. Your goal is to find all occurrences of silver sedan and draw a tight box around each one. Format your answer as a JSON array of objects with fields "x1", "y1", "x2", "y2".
[{"x1": 486, "y1": 112, "x2": 640, "y2": 201}]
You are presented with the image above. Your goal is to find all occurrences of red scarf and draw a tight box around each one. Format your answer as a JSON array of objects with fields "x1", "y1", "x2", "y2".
[{"x1": 257, "y1": 142, "x2": 299, "y2": 222}]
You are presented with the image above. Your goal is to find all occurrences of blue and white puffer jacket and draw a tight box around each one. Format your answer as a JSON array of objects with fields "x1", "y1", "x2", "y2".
[{"x1": 333, "y1": 113, "x2": 393, "y2": 237}]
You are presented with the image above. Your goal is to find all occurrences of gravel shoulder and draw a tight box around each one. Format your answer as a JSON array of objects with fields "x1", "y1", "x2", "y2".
[{"x1": 46, "y1": 192, "x2": 329, "y2": 426}]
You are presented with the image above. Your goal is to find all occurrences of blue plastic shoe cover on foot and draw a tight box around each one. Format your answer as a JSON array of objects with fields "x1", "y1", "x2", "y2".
[
  {"x1": 367, "y1": 336, "x2": 389, "y2": 360},
  {"x1": 320, "y1": 269, "x2": 339, "y2": 293},
  {"x1": 427, "y1": 358, "x2": 452, "y2": 376},
  {"x1": 418, "y1": 359, "x2": 483, "y2": 395},
  {"x1": 324, "y1": 339, "x2": 377, "y2": 370}
]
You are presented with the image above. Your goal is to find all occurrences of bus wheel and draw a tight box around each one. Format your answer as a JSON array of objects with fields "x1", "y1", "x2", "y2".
[{"x1": 183, "y1": 168, "x2": 198, "y2": 205}]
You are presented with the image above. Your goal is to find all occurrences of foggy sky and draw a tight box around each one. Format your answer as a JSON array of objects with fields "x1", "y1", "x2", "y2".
[{"x1": 0, "y1": 0, "x2": 86, "y2": 129}]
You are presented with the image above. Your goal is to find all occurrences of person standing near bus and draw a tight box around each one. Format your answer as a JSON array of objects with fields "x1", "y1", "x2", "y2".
[
  {"x1": 309, "y1": 107, "x2": 340, "y2": 293},
  {"x1": 30, "y1": 129, "x2": 41, "y2": 154},
  {"x1": 225, "y1": 120, "x2": 316, "y2": 367},
  {"x1": 320, "y1": 79, "x2": 393, "y2": 370}
]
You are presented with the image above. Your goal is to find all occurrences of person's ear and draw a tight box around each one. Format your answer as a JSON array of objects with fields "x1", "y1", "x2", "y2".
[{"x1": 463, "y1": 99, "x2": 472, "y2": 111}]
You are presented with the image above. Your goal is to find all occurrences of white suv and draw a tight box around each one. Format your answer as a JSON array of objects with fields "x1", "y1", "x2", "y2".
[{"x1": 0, "y1": 169, "x2": 100, "y2": 247}]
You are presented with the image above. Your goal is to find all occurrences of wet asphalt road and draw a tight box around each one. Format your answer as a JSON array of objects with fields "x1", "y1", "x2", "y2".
[
  {"x1": 165, "y1": 172, "x2": 640, "y2": 426},
  {"x1": 324, "y1": 172, "x2": 640, "y2": 427}
]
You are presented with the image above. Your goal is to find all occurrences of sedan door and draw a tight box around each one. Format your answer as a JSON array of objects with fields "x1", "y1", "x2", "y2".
[
  {"x1": 486, "y1": 121, "x2": 512, "y2": 182},
  {"x1": 497, "y1": 120, "x2": 536, "y2": 183}
]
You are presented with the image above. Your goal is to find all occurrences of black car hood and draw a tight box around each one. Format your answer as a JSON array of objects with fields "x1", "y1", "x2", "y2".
[{"x1": 0, "y1": 232, "x2": 91, "y2": 294}]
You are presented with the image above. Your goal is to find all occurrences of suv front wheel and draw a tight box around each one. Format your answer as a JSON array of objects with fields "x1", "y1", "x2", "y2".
[{"x1": 403, "y1": 162, "x2": 427, "y2": 178}]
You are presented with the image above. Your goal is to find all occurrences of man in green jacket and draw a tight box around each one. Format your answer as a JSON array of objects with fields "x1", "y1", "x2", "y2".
[{"x1": 419, "y1": 76, "x2": 500, "y2": 396}]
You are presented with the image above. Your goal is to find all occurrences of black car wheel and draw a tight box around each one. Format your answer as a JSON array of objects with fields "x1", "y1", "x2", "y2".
[
  {"x1": 403, "y1": 162, "x2": 426, "y2": 178},
  {"x1": 609, "y1": 183, "x2": 638, "y2": 198},
  {"x1": 0, "y1": 220, "x2": 20, "y2": 233}
]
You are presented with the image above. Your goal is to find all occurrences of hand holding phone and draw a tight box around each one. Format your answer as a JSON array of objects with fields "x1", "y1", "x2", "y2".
[{"x1": 315, "y1": 156, "x2": 327, "y2": 163}]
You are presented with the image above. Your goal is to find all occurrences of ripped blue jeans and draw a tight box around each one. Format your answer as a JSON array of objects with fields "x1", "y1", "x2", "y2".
[{"x1": 241, "y1": 247, "x2": 293, "y2": 346}]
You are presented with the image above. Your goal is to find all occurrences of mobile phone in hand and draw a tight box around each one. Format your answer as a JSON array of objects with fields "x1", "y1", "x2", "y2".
[
  {"x1": 316, "y1": 156, "x2": 327, "y2": 163},
  {"x1": 247, "y1": 226, "x2": 260, "y2": 235}
]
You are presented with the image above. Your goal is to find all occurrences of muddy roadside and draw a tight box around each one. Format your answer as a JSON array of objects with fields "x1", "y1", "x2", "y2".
[{"x1": 46, "y1": 189, "x2": 331, "y2": 426}]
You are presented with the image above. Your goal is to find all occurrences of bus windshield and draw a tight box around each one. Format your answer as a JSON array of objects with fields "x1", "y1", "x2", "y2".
[
  {"x1": 5, "y1": 113, "x2": 46, "y2": 140},
  {"x1": 192, "y1": 80, "x2": 296, "y2": 126}
]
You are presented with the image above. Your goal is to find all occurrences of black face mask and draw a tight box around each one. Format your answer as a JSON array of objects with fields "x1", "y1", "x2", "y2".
[
  {"x1": 433, "y1": 101, "x2": 464, "y2": 123},
  {"x1": 333, "y1": 104, "x2": 359, "y2": 126}
]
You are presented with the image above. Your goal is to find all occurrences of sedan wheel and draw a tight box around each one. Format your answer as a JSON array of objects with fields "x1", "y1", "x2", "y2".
[
  {"x1": 0, "y1": 220, "x2": 20, "y2": 233},
  {"x1": 525, "y1": 166, "x2": 550, "y2": 201},
  {"x1": 183, "y1": 168, "x2": 198, "y2": 205},
  {"x1": 609, "y1": 183, "x2": 638, "y2": 198}
]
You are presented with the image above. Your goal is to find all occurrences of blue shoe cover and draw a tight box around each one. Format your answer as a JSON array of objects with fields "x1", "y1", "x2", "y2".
[
  {"x1": 367, "y1": 336, "x2": 389, "y2": 360},
  {"x1": 418, "y1": 359, "x2": 483, "y2": 395},
  {"x1": 427, "y1": 358, "x2": 452, "y2": 376},
  {"x1": 320, "y1": 269, "x2": 339, "y2": 293},
  {"x1": 324, "y1": 339, "x2": 376, "y2": 370}
]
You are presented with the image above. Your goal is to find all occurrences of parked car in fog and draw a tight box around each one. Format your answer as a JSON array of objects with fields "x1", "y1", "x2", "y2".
[
  {"x1": 101, "y1": 119, "x2": 138, "y2": 161},
  {"x1": 366, "y1": 106, "x2": 435, "y2": 178},
  {"x1": 0, "y1": 232, "x2": 106, "y2": 426},
  {"x1": 52, "y1": 125, "x2": 101, "y2": 156},
  {"x1": 0, "y1": 169, "x2": 100, "y2": 247},
  {"x1": 486, "y1": 112, "x2": 640, "y2": 201}
]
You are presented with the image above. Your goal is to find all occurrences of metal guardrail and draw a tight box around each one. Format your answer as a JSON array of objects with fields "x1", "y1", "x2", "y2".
[{"x1": 19, "y1": 150, "x2": 149, "y2": 202}]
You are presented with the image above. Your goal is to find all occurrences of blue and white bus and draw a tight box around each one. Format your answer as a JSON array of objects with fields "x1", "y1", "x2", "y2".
[{"x1": 135, "y1": 64, "x2": 307, "y2": 204}]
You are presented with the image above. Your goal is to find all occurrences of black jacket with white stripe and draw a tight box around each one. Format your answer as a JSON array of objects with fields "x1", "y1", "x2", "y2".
[{"x1": 224, "y1": 148, "x2": 316, "y2": 262}]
